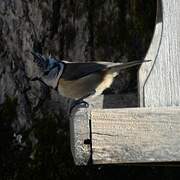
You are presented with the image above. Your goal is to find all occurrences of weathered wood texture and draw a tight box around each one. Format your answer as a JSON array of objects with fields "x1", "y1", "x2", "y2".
[
  {"x1": 91, "y1": 107, "x2": 180, "y2": 164},
  {"x1": 139, "y1": 0, "x2": 180, "y2": 107},
  {"x1": 70, "y1": 106, "x2": 91, "y2": 165},
  {"x1": 70, "y1": 93, "x2": 137, "y2": 165}
]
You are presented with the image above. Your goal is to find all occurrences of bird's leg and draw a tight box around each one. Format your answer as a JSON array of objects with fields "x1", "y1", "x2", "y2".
[{"x1": 70, "y1": 90, "x2": 96, "y2": 113}]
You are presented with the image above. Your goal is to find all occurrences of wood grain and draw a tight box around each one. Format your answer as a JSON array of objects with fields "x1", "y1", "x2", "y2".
[
  {"x1": 70, "y1": 93, "x2": 137, "y2": 165},
  {"x1": 139, "y1": 0, "x2": 180, "y2": 107},
  {"x1": 91, "y1": 107, "x2": 180, "y2": 164},
  {"x1": 70, "y1": 104, "x2": 91, "y2": 165}
]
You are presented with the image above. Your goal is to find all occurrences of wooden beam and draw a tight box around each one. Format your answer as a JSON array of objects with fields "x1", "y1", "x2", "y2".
[
  {"x1": 139, "y1": 0, "x2": 180, "y2": 107},
  {"x1": 70, "y1": 93, "x2": 137, "y2": 165},
  {"x1": 138, "y1": 0, "x2": 162, "y2": 107},
  {"x1": 70, "y1": 105, "x2": 91, "y2": 165},
  {"x1": 91, "y1": 107, "x2": 180, "y2": 164}
]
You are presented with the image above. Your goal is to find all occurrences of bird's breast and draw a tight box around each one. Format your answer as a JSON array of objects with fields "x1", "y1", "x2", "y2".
[
  {"x1": 58, "y1": 73, "x2": 103, "y2": 99},
  {"x1": 58, "y1": 69, "x2": 118, "y2": 99}
]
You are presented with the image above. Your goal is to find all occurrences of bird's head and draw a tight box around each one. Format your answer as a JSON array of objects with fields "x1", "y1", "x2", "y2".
[{"x1": 31, "y1": 51, "x2": 64, "y2": 89}]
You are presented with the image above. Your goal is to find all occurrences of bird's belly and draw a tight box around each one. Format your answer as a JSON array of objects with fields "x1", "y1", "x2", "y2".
[
  {"x1": 58, "y1": 73, "x2": 103, "y2": 99},
  {"x1": 58, "y1": 69, "x2": 117, "y2": 99}
]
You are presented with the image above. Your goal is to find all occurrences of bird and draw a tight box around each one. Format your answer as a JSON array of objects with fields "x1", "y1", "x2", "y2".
[{"x1": 31, "y1": 51, "x2": 150, "y2": 110}]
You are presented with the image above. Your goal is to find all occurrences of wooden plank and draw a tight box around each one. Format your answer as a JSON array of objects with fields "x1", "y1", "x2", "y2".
[
  {"x1": 138, "y1": 0, "x2": 162, "y2": 106},
  {"x1": 91, "y1": 107, "x2": 180, "y2": 164},
  {"x1": 70, "y1": 105, "x2": 91, "y2": 165},
  {"x1": 70, "y1": 93, "x2": 137, "y2": 165},
  {"x1": 139, "y1": 0, "x2": 180, "y2": 107}
]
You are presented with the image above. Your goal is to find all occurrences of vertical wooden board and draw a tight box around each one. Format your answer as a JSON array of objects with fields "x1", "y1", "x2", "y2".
[
  {"x1": 138, "y1": 0, "x2": 162, "y2": 107},
  {"x1": 139, "y1": 0, "x2": 180, "y2": 107},
  {"x1": 70, "y1": 106, "x2": 91, "y2": 165},
  {"x1": 91, "y1": 108, "x2": 180, "y2": 164}
]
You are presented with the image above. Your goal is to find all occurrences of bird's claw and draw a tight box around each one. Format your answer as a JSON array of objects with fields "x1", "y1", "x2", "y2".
[{"x1": 70, "y1": 100, "x2": 89, "y2": 113}]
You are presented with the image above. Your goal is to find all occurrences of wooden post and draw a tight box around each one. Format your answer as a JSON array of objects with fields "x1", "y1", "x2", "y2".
[
  {"x1": 138, "y1": 0, "x2": 163, "y2": 107},
  {"x1": 70, "y1": 105, "x2": 91, "y2": 165},
  {"x1": 70, "y1": 0, "x2": 180, "y2": 165},
  {"x1": 70, "y1": 94, "x2": 138, "y2": 165},
  {"x1": 139, "y1": 0, "x2": 180, "y2": 107}
]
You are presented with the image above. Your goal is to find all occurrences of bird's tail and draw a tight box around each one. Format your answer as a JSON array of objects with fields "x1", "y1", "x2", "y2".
[
  {"x1": 105, "y1": 60, "x2": 151, "y2": 78},
  {"x1": 108, "y1": 60, "x2": 151, "y2": 71}
]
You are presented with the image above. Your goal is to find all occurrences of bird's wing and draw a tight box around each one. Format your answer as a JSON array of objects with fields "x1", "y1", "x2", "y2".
[
  {"x1": 61, "y1": 60, "x2": 147, "y2": 81},
  {"x1": 61, "y1": 62, "x2": 108, "y2": 80}
]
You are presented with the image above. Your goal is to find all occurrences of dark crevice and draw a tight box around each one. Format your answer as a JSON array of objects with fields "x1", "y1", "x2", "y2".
[
  {"x1": 117, "y1": 0, "x2": 128, "y2": 55},
  {"x1": 87, "y1": 0, "x2": 95, "y2": 61},
  {"x1": 32, "y1": 85, "x2": 50, "y2": 113},
  {"x1": 50, "y1": 0, "x2": 61, "y2": 39}
]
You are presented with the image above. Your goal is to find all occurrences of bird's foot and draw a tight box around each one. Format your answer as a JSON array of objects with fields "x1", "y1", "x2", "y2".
[{"x1": 70, "y1": 99, "x2": 89, "y2": 113}]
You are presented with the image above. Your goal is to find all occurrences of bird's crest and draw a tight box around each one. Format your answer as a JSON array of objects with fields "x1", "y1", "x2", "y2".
[{"x1": 31, "y1": 51, "x2": 64, "y2": 89}]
